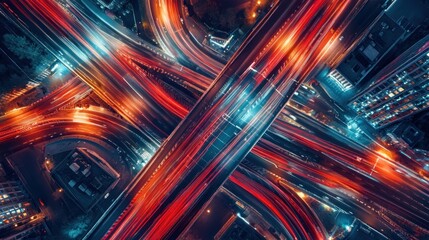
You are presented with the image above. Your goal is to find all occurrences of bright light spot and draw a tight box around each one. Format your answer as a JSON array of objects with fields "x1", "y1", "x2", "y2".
[
  {"x1": 73, "y1": 110, "x2": 90, "y2": 123},
  {"x1": 237, "y1": 213, "x2": 250, "y2": 225},
  {"x1": 296, "y1": 191, "x2": 306, "y2": 198},
  {"x1": 257, "y1": 0, "x2": 261, "y2": 5},
  {"x1": 376, "y1": 149, "x2": 392, "y2": 160},
  {"x1": 347, "y1": 121, "x2": 358, "y2": 130},
  {"x1": 141, "y1": 150, "x2": 152, "y2": 162},
  {"x1": 281, "y1": 35, "x2": 294, "y2": 52},
  {"x1": 206, "y1": 209, "x2": 211, "y2": 214},
  {"x1": 252, "y1": 12, "x2": 257, "y2": 18},
  {"x1": 345, "y1": 225, "x2": 352, "y2": 232},
  {"x1": 90, "y1": 34, "x2": 109, "y2": 54},
  {"x1": 7, "y1": 107, "x2": 25, "y2": 116},
  {"x1": 51, "y1": 63, "x2": 59, "y2": 72},
  {"x1": 52, "y1": 63, "x2": 69, "y2": 79},
  {"x1": 322, "y1": 203, "x2": 332, "y2": 211}
]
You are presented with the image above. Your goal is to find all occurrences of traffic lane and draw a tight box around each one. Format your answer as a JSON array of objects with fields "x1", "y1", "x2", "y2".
[
  {"x1": 250, "y1": 156, "x2": 402, "y2": 239},
  {"x1": 103, "y1": 0, "x2": 365, "y2": 237},
  {"x1": 251, "y1": 134, "x2": 429, "y2": 235}
]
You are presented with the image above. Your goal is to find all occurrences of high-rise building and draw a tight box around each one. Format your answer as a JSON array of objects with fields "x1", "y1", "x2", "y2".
[
  {"x1": 0, "y1": 163, "x2": 46, "y2": 239},
  {"x1": 349, "y1": 35, "x2": 429, "y2": 128},
  {"x1": 0, "y1": 180, "x2": 31, "y2": 229},
  {"x1": 332, "y1": 14, "x2": 405, "y2": 89}
]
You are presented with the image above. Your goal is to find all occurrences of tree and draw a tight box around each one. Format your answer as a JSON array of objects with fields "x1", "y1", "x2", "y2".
[
  {"x1": 0, "y1": 60, "x2": 28, "y2": 95},
  {"x1": 3, "y1": 33, "x2": 53, "y2": 76},
  {"x1": 62, "y1": 215, "x2": 91, "y2": 239}
]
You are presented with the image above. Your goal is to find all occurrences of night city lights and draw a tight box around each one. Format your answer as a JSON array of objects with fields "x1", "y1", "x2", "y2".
[{"x1": 0, "y1": 0, "x2": 429, "y2": 239}]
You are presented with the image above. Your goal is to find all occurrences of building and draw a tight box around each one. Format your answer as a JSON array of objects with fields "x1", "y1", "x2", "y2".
[
  {"x1": 0, "y1": 180, "x2": 30, "y2": 229},
  {"x1": 51, "y1": 148, "x2": 120, "y2": 212},
  {"x1": 389, "y1": 122, "x2": 425, "y2": 148},
  {"x1": 349, "y1": 35, "x2": 429, "y2": 128},
  {"x1": 0, "y1": 178, "x2": 45, "y2": 239},
  {"x1": 332, "y1": 14, "x2": 405, "y2": 88}
]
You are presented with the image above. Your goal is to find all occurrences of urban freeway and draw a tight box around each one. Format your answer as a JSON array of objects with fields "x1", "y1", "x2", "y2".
[{"x1": 0, "y1": 0, "x2": 428, "y2": 239}]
